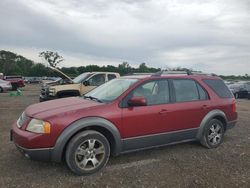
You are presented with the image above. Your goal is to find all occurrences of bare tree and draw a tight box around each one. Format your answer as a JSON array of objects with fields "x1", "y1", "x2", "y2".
[{"x1": 39, "y1": 51, "x2": 64, "y2": 68}]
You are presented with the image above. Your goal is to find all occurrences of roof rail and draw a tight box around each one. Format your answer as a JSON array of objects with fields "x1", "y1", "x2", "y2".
[
  {"x1": 152, "y1": 70, "x2": 190, "y2": 76},
  {"x1": 152, "y1": 70, "x2": 216, "y2": 76},
  {"x1": 125, "y1": 73, "x2": 154, "y2": 76}
]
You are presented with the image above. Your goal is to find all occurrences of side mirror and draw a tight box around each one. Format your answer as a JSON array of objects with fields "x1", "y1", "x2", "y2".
[
  {"x1": 83, "y1": 80, "x2": 90, "y2": 86},
  {"x1": 128, "y1": 96, "x2": 147, "y2": 107}
]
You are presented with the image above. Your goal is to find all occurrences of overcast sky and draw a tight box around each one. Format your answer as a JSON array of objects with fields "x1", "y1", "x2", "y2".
[{"x1": 0, "y1": 0, "x2": 250, "y2": 75}]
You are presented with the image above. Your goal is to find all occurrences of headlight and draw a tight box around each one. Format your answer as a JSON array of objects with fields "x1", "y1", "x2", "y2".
[
  {"x1": 49, "y1": 88, "x2": 56, "y2": 96},
  {"x1": 26, "y1": 119, "x2": 51, "y2": 134}
]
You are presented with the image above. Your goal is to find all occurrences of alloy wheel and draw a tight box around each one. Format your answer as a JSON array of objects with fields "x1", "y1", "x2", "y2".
[
  {"x1": 74, "y1": 139, "x2": 106, "y2": 171},
  {"x1": 207, "y1": 123, "x2": 222, "y2": 145}
]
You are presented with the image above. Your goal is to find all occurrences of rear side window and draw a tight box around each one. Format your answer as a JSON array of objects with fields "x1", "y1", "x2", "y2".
[
  {"x1": 197, "y1": 83, "x2": 208, "y2": 100},
  {"x1": 173, "y1": 79, "x2": 199, "y2": 102},
  {"x1": 204, "y1": 79, "x2": 233, "y2": 98}
]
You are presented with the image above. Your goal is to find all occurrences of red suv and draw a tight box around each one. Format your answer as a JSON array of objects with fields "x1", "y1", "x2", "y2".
[{"x1": 11, "y1": 71, "x2": 237, "y2": 175}]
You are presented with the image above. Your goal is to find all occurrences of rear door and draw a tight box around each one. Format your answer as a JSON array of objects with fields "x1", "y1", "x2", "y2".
[{"x1": 169, "y1": 79, "x2": 211, "y2": 130}]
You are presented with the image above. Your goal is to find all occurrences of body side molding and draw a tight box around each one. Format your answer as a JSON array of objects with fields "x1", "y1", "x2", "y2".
[{"x1": 122, "y1": 128, "x2": 198, "y2": 153}]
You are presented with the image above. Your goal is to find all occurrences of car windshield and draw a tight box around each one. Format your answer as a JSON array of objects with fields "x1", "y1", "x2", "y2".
[
  {"x1": 73, "y1": 73, "x2": 93, "y2": 84},
  {"x1": 84, "y1": 78, "x2": 138, "y2": 102}
]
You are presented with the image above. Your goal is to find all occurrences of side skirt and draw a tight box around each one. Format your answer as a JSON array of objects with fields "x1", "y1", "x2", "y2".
[{"x1": 121, "y1": 128, "x2": 198, "y2": 154}]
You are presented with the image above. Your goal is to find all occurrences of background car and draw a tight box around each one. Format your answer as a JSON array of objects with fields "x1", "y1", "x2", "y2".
[
  {"x1": 25, "y1": 77, "x2": 42, "y2": 84},
  {"x1": 0, "y1": 79, "x2": 12, "y2": 93},
  {"x1": 3, "y1": 75, "x2": 25, "y2": 90},
  {"x1": 228, "y1": 82, "x2": 250, "y2": 99},
  {"x1": 40, "y1": 71, "x2": 120, "y2": 102}
]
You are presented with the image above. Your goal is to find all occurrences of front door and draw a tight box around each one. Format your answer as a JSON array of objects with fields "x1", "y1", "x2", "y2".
[{"x1": 122, "y1": 79, "x2": 171, "y2": 138}]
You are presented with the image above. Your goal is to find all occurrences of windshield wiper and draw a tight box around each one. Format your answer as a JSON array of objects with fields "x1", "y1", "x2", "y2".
[{"x1": 84, "y1": 95, "x2": 103, "y2": 103}]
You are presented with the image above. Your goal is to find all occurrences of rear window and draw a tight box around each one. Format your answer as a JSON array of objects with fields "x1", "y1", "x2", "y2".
[{"x1": 204, "y1": 79, "x2": 233, "y2": 98}]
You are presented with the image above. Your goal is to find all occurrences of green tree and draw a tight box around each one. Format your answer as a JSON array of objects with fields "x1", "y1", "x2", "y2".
[
  {"x1": 138, "y1": 63, "x2": 148, "y2": 72},
  {"x1": 39, "y1": 51, "x2": 64, "y2": 68}
]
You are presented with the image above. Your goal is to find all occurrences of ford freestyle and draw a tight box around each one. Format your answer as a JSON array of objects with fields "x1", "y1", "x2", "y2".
[{"x1": 11, "y1": 71, "x2": 237, "y2": 175}]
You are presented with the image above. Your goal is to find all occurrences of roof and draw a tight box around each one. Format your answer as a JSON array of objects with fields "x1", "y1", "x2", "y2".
[{"x1": 121, "y1": 71, "x2": 220, "y2": 80}]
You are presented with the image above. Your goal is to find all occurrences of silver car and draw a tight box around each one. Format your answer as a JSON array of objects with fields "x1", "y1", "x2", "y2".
[{"x1": 0, "y1": 79, "x2": 12, "y2": 93}]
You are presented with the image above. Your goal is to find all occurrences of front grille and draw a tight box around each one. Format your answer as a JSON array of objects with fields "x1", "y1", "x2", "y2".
[{"x1": 17, "y1": 112, "x2": 29, "y2": 128}]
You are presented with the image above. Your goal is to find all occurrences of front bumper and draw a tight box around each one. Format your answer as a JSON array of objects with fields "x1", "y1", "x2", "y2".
[
  {"x1": 10, "y1": 129, "x2": 53, "y2": 161},
  {"x1": 15, "y1": 143, "x2": 52, "y2": 161}
]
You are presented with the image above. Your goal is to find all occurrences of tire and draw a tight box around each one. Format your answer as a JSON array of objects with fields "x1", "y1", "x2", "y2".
[
  {"x1": 65, "y1": 130, "x2": 110, "y2": 175},
  {"x1": 200, "y1": 119, "x2": 225, "y2": 149},
  {"x1": 12, "y1": 84, "x2": 18, "y2": 91},
  {"x1": 0, "y1": 87, "x2": 3, "y2": 93}
]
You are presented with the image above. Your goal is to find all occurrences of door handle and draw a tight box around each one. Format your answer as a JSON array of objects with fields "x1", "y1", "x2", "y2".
[
  {"x1": 159, "y1": 109, "x2": 168, "y2": 114},
  {"x1": 202, "y1": 105, "x2": 208, "y2": 109}
]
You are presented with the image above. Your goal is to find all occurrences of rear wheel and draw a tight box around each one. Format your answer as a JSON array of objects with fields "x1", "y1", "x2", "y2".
[
  {"x1": 65, "y1": 130, "x2": 110, "y2": 175},
  {"x1": 200, "y1": 119, "x2": 224, "y2": 149},
  {"x1": 0, "y1": 87, "x2": 3, "y2": 93}
]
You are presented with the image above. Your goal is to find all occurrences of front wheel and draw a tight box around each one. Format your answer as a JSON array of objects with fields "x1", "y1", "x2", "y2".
[
  {"x1": 0, "y1": 87, "x2": 3, "y2": 93},
  {"x1": 200, "y1": 119, "x2": 225, "y2": 149},
  {"x1": 65, "y1": 130, "x2": 110, "y2": 175}
]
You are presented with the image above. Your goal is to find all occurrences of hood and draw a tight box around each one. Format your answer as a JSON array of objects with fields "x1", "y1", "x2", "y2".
[
  {"x1": 43, "y1": 79, "x2": 63, "y2": 86},
  {"x1": 49, "y1": 66, "x2": 73, "y2": 82},
  {"x1": 25, "y1": 97, "x2": 103, "y2": 118}
]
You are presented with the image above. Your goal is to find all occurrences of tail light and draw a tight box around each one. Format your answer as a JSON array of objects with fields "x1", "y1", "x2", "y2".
[{"x1": 232, "y1": 100, "x2": 236, "y2": 113}]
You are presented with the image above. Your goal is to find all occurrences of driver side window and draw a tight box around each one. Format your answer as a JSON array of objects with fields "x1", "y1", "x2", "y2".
[
  {"x1": 132, "y1": 80, "x2": 170, "y2": 105},
  {"x1": 87, "y1": 74, "x2": 105, "y2": 86}
]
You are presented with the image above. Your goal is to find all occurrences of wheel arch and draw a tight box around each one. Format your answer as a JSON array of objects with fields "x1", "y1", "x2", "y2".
[
  {"x1": 51, "y1": 117, "x2": 122, "y2": 162},
  {"x1": 196, "y1": 110, "x2": 227, "y2": 140}
]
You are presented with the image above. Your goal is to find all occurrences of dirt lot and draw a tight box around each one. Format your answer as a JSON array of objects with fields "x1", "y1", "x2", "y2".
[{"x1": 0, "y1": 84, "x2": 249, "y2": 188}]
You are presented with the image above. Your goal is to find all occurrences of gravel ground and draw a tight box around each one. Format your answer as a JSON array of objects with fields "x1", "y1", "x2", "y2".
[{"x1": 0, "y1": 85, "x2": 249, "y2": 188}]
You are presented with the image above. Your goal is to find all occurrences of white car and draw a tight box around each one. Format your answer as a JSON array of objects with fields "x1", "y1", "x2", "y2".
[{"x1": 0, "y1": 79, "x2": 12, "y2": 93}]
